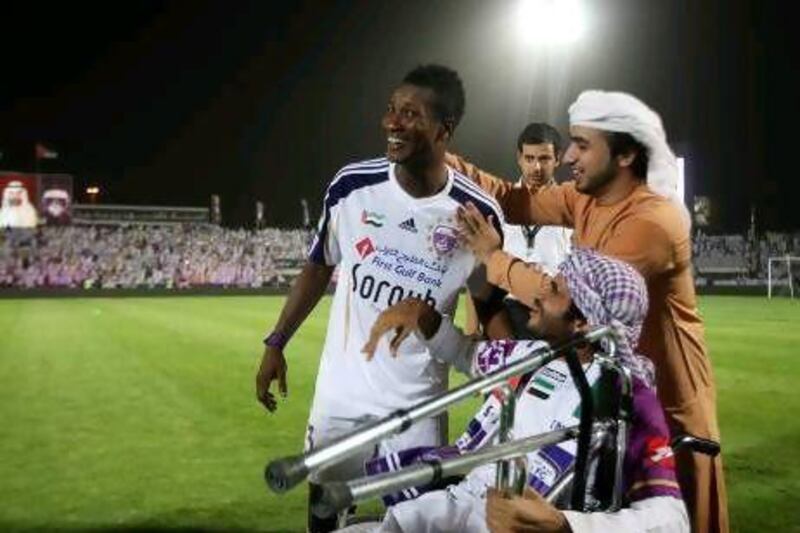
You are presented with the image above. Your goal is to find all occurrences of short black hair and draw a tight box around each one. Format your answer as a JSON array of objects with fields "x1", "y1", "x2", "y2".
[
  {"x1": 604, "y1": 132, "x2": 649, "y2": 180},
  {"x1": 403, "y1": 64, "x2": 465, "y2": 134},
  {"x1": 516, "y1": 122, "x2": 563, "y2": 155}
]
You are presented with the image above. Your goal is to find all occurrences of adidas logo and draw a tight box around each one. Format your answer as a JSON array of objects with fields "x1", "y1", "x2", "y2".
[{"x1": 399, "y1": 218, "x2": 418, "y2": 233}]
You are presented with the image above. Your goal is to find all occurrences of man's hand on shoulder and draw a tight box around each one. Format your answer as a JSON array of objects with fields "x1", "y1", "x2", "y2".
[{"x1": 457, "y1": 202, "x2": 502, "y2": 264}]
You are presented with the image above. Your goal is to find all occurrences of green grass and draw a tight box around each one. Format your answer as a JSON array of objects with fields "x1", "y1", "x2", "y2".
[
  {"x1": 698, "y1": 297, "x2": 800, "y2": 532},
  {"x1": 0, "y1": 295, "x2": 798, "y2": 531}
]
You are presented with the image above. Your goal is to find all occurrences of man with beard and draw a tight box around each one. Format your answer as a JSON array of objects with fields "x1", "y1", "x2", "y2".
[
  {"x1": 346, "y1": 248, "x2": 688, "y2": 533},
  {"x1": 0, "y1": 181, "x2": 38, "y2": 228},
  {"x1": 449, "y1": 91, "x2": 727, "y2": 532}
]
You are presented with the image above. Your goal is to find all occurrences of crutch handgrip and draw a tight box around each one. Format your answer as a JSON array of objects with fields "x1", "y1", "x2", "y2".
[
  {"x1": 265, "y1": 455, "x2": 309, "y2": 493},
  {"x1": 312, "y1": 482, "x2": 354, "y2": 519}
]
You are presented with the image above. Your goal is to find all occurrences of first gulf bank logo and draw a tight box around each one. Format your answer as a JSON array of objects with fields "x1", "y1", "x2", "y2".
[{"x1": 355, "y1": 237, "x2": 375, "y2": 258}]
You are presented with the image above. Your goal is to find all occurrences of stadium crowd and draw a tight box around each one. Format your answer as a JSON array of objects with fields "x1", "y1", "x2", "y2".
[
  {"x1": 692, "y1": 231, "x2": 800, "y2": 283},
  {"x1": 692, "y1": 233, "x2": 751, "y2": 272},
  {"x1": 0, "y1": 225, "x2": 310, "y2": 289},
  {"x1": 1, "y1": 225, "x2": 798, "y2": 290}
]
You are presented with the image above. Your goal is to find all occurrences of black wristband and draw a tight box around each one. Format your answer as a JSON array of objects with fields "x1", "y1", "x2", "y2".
[{"x1": 264, "y1": 331, "x2": 289, "y2": 350}]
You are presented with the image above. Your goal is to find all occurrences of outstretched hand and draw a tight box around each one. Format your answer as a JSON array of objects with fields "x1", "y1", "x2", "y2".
[
  {"x1": 362, "y1": 298, "x2": 435, "y2": 360},
  {"x1": 457, "y1": 202, "x2": 502, "y2": 264}
]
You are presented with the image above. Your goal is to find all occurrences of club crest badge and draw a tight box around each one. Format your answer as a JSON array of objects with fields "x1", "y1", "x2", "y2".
[{"x1": 426, "y1": 216, "x2": 461, "y2": 259}]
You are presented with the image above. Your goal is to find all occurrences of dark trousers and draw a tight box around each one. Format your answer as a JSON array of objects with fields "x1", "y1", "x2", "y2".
[{"x1": 308, "y1": 483, "x2": 338, "y2": 533}]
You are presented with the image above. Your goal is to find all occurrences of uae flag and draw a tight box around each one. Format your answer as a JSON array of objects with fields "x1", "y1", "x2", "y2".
[
  {"x1": 527, "y1": 376, "x2": 556, "y2": 400},
  {"x1": 35, "y1": 143, "x2": 59, "y2": 160}
]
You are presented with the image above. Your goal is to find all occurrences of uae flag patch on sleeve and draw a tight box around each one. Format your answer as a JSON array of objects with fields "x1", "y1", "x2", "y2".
[{"x1": 527, "y1": 376, "x2": 556, "y2": 399}]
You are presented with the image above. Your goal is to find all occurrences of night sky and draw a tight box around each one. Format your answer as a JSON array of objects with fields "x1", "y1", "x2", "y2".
[{"x1": 0, "y1": 1, "x2": 795, "y2": 231}]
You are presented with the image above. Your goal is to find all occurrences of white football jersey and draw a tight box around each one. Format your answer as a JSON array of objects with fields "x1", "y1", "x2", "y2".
[
  {"x1": 503, "y1": 223, "x2": 572, "y2": 275},
  {"x1": 307, "y1": 157, "x2": 504, "y2": 418}
]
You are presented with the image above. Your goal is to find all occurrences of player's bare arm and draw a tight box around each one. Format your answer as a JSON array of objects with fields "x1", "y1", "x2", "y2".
[
  {"x1": 361, "y1": 298, "x2": 442, "y2": 360},
  {"x1": 363, "y1": 267, "x2": 511, "y2": 361},
  {"x1": 256, "y1": 261, "x2": 334, "y2": 412}
]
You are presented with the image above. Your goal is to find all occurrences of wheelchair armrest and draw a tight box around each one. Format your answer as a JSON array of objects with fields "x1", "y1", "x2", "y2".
[{"x1": 671, "y1": 434, "x2": 720, "y2": 457}]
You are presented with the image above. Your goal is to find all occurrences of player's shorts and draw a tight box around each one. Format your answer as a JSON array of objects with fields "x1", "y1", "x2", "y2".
[{"x1": 305, "y1": 411, "x2": 448, "y2": 485}]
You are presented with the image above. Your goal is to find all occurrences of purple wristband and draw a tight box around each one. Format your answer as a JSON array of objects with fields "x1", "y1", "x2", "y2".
[{"x1": 264, "y1": 331, "x2": 289, "y2": 350}]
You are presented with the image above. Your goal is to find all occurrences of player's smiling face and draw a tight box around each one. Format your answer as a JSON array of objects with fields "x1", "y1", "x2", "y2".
[{"x1": 382, "y1": 83, "x2": 444, "y2": 166}]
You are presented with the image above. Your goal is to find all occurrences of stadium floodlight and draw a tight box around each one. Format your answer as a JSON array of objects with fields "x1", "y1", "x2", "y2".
[{"x1": 516, "y1": 0, "x2": 587, "y2": 46}]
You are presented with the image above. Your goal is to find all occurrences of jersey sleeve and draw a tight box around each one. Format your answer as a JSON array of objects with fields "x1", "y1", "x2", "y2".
[
  {"x1": 420, "y1": 317, "x2": 478, "y2": 375},
  {"x1": 421, "y1": 308, "x2": 550, "y2": 377},
  {"x1": 560, "y1": 379, "x2": 688, "y2": 532},
  {"x1": 624, "y1": 377, "x2": 683, "y2": 502},
  {"x1": 563, "y1": 496, "x2": 689, "y2": 533},
  {"x1": 307, "y1": 179, "x2": 343, "y2": 266}
]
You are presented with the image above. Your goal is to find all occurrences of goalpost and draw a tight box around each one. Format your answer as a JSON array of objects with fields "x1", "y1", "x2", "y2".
[{"x1": 767, "y1": 255, "x2": 800, "y2": 298}]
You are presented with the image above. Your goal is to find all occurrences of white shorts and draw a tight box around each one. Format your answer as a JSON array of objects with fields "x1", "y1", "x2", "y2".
[{"x1": 305, "y1": 411, "x2": 448, "y2": 484}]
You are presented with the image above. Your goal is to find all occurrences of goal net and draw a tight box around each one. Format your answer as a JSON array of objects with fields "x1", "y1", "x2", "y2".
[{"x1": 768, "y1": 255, "x2": 800, "y2": 298}]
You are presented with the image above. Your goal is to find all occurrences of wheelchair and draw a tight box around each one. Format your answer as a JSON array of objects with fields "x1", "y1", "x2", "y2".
[{"x1": 264, "y1": 326, "x2": 720, "y2": 529}]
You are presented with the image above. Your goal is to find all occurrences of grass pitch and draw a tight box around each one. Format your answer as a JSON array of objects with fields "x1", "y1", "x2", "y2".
[{"x1": 0, "y1": 295, "x2": 798, "y2": 532}]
